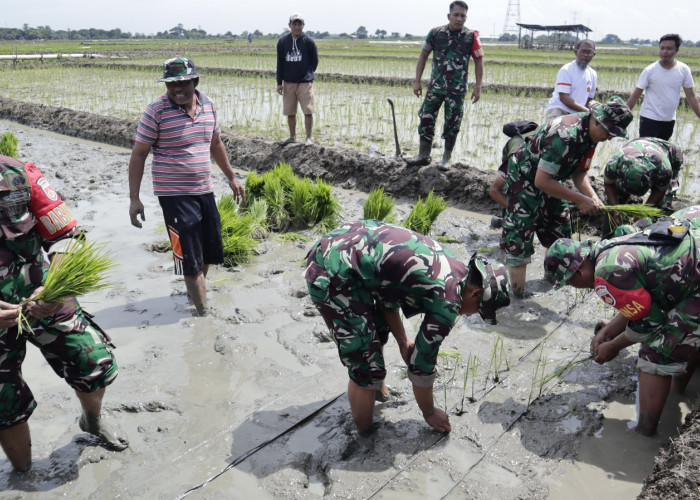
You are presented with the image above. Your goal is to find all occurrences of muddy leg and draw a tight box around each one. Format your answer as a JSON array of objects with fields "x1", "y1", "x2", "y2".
[
  {"x1": 508, "y1": 265, "x2": 527, "y2": 299},
  {"x1": 0, "y1": 422, "x2": 31, "y2": 472},
  {"x1": 184, "y1": 270, "x2": 207, "y2": 316},
  {"x1": 635, "y1": 371, "x2": 672, "y2": 436},
  {"x1": 347, "y1": 380, "x2": 376, "y2": 434},
  {"x1": 75, "y1": 388, "x2": 128, "y2": 451},
  {"x1": 671, "y1": 350, "x2": 700, "y2": 394}
]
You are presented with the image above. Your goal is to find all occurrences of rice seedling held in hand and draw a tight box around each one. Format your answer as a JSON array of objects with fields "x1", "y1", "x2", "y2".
[
  {"x1": 600, "y1": 204, "x2": 665, "y2": 232},
  {"x1": 18, "y1": 239, "x2": 118, "y2": 336},
  {"x1": 363, "y1": 187, "x2": 396, "y2": 223}
]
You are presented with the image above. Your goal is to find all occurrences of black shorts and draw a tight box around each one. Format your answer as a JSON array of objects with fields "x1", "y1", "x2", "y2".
[
  {"x1": 158, "y1": 193, "x2": 223, "y2": 276},
  {"x1": 639, "y1": 116, "x2": 675, "y2": 141}
]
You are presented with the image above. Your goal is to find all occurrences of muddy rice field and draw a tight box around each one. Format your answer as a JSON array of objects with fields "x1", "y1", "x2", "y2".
[{"x1": 0, "y1": 102, "x2": 699, "y2": 499}]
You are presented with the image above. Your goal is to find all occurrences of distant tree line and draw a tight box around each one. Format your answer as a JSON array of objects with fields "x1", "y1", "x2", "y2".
[
  {"x1": 497, "y1": 31, "x2": 700, "y2": 47},
  {"x1": 0, "y1": 23, "x2": 417, "y2": 41}
]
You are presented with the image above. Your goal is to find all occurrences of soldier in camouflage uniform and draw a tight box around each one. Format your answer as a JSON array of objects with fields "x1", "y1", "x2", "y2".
[
  {"x1": 305, "y1": 220, "x2": 511, "y2": 439},
  {"x1": 407, "y1": 1, "x2": 484, "y2": 169},
  {"x1": 500, "y1": 96, "x2": 632, "y2": 298},
  {"x1": 0, "y1": 155, "x2": 127, "y2": 472},
  {"x1": 544, "y1": 217, "x2": 700, "y2": 436},
  {"x1": 603, "y1": 137, "x2": 682, "y2": 210}
]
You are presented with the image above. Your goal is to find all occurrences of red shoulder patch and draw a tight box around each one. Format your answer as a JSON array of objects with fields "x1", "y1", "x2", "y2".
[{"x1": 593, "y1": 276, "x2": 651, "y2": 321}]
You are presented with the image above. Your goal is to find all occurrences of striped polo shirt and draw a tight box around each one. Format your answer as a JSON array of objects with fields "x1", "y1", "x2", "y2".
[{"x1": 135, "y1": 90, "x2": 220, "y2": 196}]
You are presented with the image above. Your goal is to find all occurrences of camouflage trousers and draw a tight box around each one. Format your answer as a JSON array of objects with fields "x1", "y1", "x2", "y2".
[
  {"x1": 417, "y1": 89, "x2": 466, "y2": 142},
  {"x1": 306, "y1": 277, "x2": 390, "y2": 390},
  {"x1": 630, "y1": 293, "x2": 700, "y2": 375},
  {"x1": 0, "y1": 302, "x2": 118, "y2": 429},
  {"x1": 500, "y1": 172, "x2": 572, "y2": 267}
]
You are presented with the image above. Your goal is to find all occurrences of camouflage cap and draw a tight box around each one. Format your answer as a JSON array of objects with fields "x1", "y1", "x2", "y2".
[
  {"x1": 0, "y1": 155, "x2": 34, "y2": 239},
  {"x1": 543, "y1": 239, "x2": 594, "y2": 290},
  {"x1": 469, "y1": 253, "x2": 511, "y2": 325},
  {"x1": 157, "y1": 56, "x2": 201, "y2": 83},
  {"x1": 616, "y1": 156, "x2": 653, "y2": 196},
  {"x1": 289, "y1": 12, "x2": 305, "y2": 23},
  {"x1": 591, "y1": 96, "x2": 632, "y2": 139}
]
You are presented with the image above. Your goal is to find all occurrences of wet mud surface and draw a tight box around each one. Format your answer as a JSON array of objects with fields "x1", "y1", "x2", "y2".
[{"x1": 0, "y1": 105, "x2": 698, "y2": 499}]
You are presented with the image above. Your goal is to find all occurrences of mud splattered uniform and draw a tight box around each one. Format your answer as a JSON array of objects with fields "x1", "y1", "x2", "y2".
[
  {"x1": 305, "y1": 220, "x2": 468, "y2": 388},
  {"x1": 500, "y1": 113, "x2": 596, "y2": 267},
  {"x1": 603, "y1": 138, "x2": 682, "y2": 209},
  {"x1": 418, "y1": 26, "x2": 483, "y2": 141},
  {"x1": 0, "y1": 156, "x2": 117, "y2": 429},
  {"x1": 590, "y1": 227, "x2": 700, "y2": 374}
]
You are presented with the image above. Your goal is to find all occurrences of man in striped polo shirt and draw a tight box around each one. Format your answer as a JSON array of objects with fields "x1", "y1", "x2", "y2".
[{"x1": 128, "y1": 56, "x2": 246, "y2": 315}]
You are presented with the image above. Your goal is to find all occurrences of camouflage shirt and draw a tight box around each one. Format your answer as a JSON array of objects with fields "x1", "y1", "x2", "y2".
[
  {"x1": 423, "y1": 25, "x2": 483, "y2": 95},
  {"x1": 508, "y1": 113, "x2": 596, "y2": 183},
  {"x1": 591, "y1": 228, "x2": 700, "y2": 352},
  {"x1": 306, "y1": 220, "x2": 468, "y2": 378},
  {"x1": 603, "y1": 138, "x2": 682, "y2": 193}
]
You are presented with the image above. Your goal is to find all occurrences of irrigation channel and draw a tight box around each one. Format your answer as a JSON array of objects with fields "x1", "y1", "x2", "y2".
[{"x1": 0, "y1": 106, "x2": 698, "y2": 498}]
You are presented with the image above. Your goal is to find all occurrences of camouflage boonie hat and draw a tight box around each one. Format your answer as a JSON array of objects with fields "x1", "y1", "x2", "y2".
[
  {"x1": 0, "y1": 155, "x2": 34, "y2": 239},
  {"x1": 469, "y1": 253, "x2": 511, "y2": 325},
  {"x1": 591, "y1": 96, "x2": 632, "y2": 139},
  {"x1": 617, "y1": 156, "x2": 653, "y2": 196},
  {"x1": 157, "y1": 56, "x2": 201, "y2": 83},
  {"x1": 544, "y1": 239, "x2": 594, "y2": 290}
]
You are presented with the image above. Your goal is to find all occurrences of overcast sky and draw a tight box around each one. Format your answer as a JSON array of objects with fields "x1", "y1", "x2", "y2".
[{"x1": 4, "y1": 0, "x2": 700, "y2": 43}]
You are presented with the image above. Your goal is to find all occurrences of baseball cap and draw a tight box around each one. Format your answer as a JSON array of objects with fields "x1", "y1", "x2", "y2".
[
  {"x1": 157, "y1": 56, "x2": 201, "y2": 83},
  {"x1": 543, "y1": 239, "x2": 594, "y2": 290},
  {"x1": 590, "y1": 96, "x2": 632, "y2": 139},
  {"x1": 289, "y1": 13, "x2": 305, "y2": 23},
  {"x1": 468, "y1": 253, "x2": 511, "y2": 325}
]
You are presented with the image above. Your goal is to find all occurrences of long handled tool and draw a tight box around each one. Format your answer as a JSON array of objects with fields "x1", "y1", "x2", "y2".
[{"x1": 387, "y1": 98, "x2": 401, "y2": 157}]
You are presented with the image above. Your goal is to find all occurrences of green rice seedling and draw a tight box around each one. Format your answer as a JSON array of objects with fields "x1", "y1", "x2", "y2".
[
  {"x1": 18, "y1": 239, "x2": 118, "y2": 336},
  {"x1": 528, "y1": 344, "x2": 548, "y2": 407},
  {"x1": 456, "y1": 353, "x2": 479, "y2": 414},
  {"x1": 468, "y1": 353, "x2": 481, "y2": 402},
  {"x1": 289, "y1": 176, "x2": 314, "y2": 228},
  {"x1": 263, "y1": 176, "x2": 289, "y2": 231},
  {"x1": 363, "y1": 187, "x2": 396, "y2": 223},
  {"x1": 307, "y1": 179, "x2": 341, "y2": 233},
  {"x1": 217, "y1": 195, "x2": 266, "y2": 266},
  {"x1": 486, "y1": 336, "x2": 509, "y2": 383},
  {"x1": 403, "y1": 190, "x2": 447, "y2": 235},
  {"x1": 600, "y1": 204, "x2": 665, "y2": 230},
  {"x1": 437, "y1": 236, "x2": 460, "y2": 244},
  {"x1": 278, "y1": 232, "x2": 310, "y2": 242},
  {"x1": 244, "y1": 171, "x2": 266, "y2": 203},
  {"x1": 0, "y1": 132, "x2": 19, "y2": 158},
  {"x1": 532, "y1": 353, "x2": 594, "y2": 392},
  {"x1": 437, "y1": 348, "x2": 462, "y2": 411}
]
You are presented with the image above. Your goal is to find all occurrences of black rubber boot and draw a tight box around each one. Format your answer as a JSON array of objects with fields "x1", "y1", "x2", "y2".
[
  {"x1": 406, "y1": 138, "x2": 432, "y2": 166},
  {"x1": 438, "y1": 137, "x2": 456, "y2": 170}
]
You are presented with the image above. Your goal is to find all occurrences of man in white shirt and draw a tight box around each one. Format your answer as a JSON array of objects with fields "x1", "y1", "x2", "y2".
[
  {"x1": 627, "y1": 33, "x2": 700, "y2": 140},
  {"x1": 545, "y1": 39, "x2": 597, "y2": 122}
]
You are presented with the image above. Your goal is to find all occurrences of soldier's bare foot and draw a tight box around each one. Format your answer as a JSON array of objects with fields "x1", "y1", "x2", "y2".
[{"x1": 79, "y1": 412, "x2": 129, "y2": 451}]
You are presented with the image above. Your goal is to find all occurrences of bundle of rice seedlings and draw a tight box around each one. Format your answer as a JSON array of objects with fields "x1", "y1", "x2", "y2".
[
  {"x1": 289, "y1": 176, "x2": 314, "y2": 228},
  {"x1": 403, "y1": 190, "x2": 447, "y2": 235},
  {"x1": 307, "y1": 179, "x2": 341, "y2": 233},
  {"x1": 217, "y1": 195, "x2": 266, "y2": 266},
  {"x1": 263, "y1": 176, "x2": 289, "y2": 231},
  {"x1": 600, "y1": 204, "x2": 665, "y2": 230},
  {"x1": 18, "y1": 239, "x2": 118, "y2": 336},
  {"x1": 363, "y1": 187, "x2": 396, "y2": 223},
  {"x1": 244, "y1": 171, "x2": 265, "y2": 203},
  {"x1": 0, "y1": 132, "x2": 18, "y2": 158}
]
